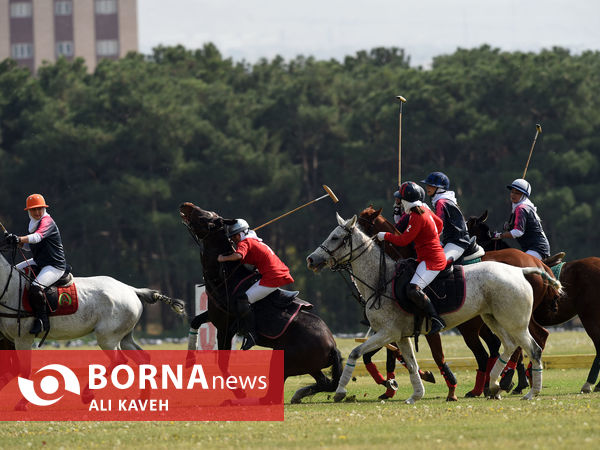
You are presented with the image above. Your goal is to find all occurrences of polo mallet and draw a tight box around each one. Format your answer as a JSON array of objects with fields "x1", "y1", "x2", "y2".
[
  {"x1": 396, "y1": 95, "x2": 407, "y2": 186},
  {"x1": 254, "y1": 185, "x2": 339, "y2": 231},
  {"x1": 522, "y1": 123, "x2": 542, "y2": 179}
]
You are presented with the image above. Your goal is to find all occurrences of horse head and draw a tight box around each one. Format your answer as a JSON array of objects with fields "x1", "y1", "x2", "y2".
[
  {"x1": 307, "y1": 213, "x2": 365, "y2": 272},
  {"x1": 466, "y1": 210, "x2": 493, "y2": 246},
  {"x1": 358, "y1": 205, "x2": 414, "y2": 260}
]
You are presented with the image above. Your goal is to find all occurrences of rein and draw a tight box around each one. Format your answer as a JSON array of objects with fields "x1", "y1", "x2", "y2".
[{"x1": 320, "y1": 226, "x2": 396, "y2": 307}]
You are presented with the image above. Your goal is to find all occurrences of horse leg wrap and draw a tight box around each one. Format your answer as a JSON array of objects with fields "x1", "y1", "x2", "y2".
[
  {"x1": 187, "y1": 329, "x2": 199, "y2": 351},
  {"x1": 499, "y1": 360, "x2": 517, "y2": 391},
  {"x1": 365, "y1": 362, "x2": 385, "y2": 385},
  {"x1": 586, "y1": 356, "x2": 600, "y2": 385},
  {"x1": 468, "y1": 370, "x2": 486, "y2": 396},
  {"x1": 439, "y1": 363, "x2": 457, "y2": 388}
]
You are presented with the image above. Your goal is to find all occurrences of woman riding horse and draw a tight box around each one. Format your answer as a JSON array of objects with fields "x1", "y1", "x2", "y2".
[{"x1": 5, "y1": 194, "x2": 68, "y2": 335}]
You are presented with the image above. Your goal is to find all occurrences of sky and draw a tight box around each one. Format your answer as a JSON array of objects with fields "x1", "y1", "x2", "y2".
[{"x1": 138, "y1": 0, "x2": 599, "y2": 67}]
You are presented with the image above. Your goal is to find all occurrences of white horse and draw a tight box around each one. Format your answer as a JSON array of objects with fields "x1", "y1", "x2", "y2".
[
  {"x1": 0, "y1": 237, "x2": 186, "y2": 379},
  {"x1": 306, "y1": 214, "x2": 562, "y2": 403}
]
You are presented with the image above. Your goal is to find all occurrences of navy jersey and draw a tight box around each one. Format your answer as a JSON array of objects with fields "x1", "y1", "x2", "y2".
[
  {"x1": 508, "y1": 203, "x2": 551, "y2": 258},
  {"x1": 433, "y1": 198, "x2": 471, "y2": 249},
  {"x1": 29, "y1": 214, "x2": 67, "y2": 270}
]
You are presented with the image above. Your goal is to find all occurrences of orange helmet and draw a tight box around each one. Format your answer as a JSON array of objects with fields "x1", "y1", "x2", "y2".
[{"x1": 24, "y1": 194, "x2": 49, "y2": 211}]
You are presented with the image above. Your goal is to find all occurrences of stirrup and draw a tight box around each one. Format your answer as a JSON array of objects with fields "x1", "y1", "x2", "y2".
[
  {"x1": 241, "y1": 334, "x2": 256, "y2": 351},
  {"x1": 29, "y1": 318, "x2": 47, "y2": 335},
  {"x1": 427, "y1": 317, "x2": 445, "y2": 335}
]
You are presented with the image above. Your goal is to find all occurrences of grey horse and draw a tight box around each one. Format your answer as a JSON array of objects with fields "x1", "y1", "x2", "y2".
[{"x1": 307, "y1": 214, "x2": 562, "y2": 403}]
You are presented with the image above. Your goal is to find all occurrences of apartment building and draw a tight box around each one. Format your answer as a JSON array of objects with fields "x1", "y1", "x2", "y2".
[{"x1": 0, "y1": 0, "x2": 138, "y2": 72}]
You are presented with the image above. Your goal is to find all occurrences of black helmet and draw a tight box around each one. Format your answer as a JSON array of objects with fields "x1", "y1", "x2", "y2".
[
  {"x1": 395, "y1": 181, "x2": 422, "y2": 203},
  {"x1": 421, "y1": 171, "x2": 450, "y2": 190},
  {"x1": 395, "y1": 184, "x2": 425, "y2": 202}
]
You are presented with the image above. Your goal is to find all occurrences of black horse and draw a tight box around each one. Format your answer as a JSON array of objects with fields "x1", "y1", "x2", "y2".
[{"x1": 179, "y1": 202, "x2": 343, "y2": 403}]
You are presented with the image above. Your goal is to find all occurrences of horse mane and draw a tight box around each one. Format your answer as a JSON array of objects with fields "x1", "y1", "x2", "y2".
[{"x1": 358, "y1": 205, "x2": 415, "y2": 260}]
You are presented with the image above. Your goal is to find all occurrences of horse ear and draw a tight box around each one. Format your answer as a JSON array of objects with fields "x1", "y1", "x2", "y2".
[
  {"x1": 374, "y1": 208, "x2": 382, "y2": 218},
  {"x1": 347, "y1": 215, "x2": 358, "y2": 228},
  {"x1": 336, "y1": 212, "x2": 345, "y2": 226},
  {"x1": 480, "y1": 210, "x2": 488, "y2": 223}
]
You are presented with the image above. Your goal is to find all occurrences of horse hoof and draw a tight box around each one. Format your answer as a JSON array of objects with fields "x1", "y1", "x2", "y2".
[
  {"x1": 580, "y1": 382, "x2": 592, "y2": 394},
  {"x1": 421, "y1": 371, "x2": 436, "y2": 384},
  {"x1": 378, "y1": 393, "x2": 393, "y2": 401},
  {"x1": 464, "y1": 391, "x2": 481, "y2": 398},
  {"x1": 446, "y1": 395, "x2": 458, "y2": 402},
  {"x1": 521, "y1": 392, "x2": 534, "y2": 401},
  {"x1": 384, "y1": 379, "x2": 399, "y2": 391},
  {"x1": 404, "y1": 397, "x2": 416, "y2": 405},
  {"x1": 483, "y1": 387, "x2": 491, "y2": 397},
  {"x1": 333, "y1": 392, "x2": 346, "y2": 403},
  {"x1": 510, "y1": 389, "x2": 523, "y2": 396}
]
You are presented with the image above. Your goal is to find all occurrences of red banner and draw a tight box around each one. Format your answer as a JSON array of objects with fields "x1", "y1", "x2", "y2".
[{"x1": 0, "y1": 350, "x2": 284, "y2": 421}]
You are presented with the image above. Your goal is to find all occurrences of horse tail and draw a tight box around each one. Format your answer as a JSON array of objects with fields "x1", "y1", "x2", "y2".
[
  {"x1": 134, "y1": 288, "x2": 187, "y2": 316},
  {"x1": 329, "y1": 347, "x2": 343, "y2": 391},
  {"x1": 521, "y1": 267, "x2": 563, "y2": 296}
]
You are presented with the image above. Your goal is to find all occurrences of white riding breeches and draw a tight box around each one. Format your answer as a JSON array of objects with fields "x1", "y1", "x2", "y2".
[
  {"x1": 410, "y1": 261, "x2": 440, "y2": 289},
  {"x1": 245, "y1": 281, "x2": 278, "y2": 304},
  {"x1": 443, "y1": 242, "x2": 465, "y2": 262},
  {"x1": 15, "y1": 259, "x2": 65, "y2": 289},
  {"x1": 526, "y1": 250, "x2": 542, "y2": 260}
]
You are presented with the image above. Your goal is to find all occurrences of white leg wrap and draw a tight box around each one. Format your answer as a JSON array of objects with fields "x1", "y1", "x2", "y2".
[{"x1": 187, "y1": 328, "x2": 199, "y2": 351}]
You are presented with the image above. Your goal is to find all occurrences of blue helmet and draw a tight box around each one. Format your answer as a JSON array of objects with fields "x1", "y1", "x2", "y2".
[
  {"x1": 422, "y1": 172, "x2": 450, "y2": 190},
  {"x1": 506, "y1": 178, "x2": 531, "y2": 197}
]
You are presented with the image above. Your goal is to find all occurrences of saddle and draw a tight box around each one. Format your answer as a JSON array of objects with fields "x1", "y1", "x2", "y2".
[
  {"x1": 392, "y1": 259, "x2": 466, "y2": 316},
  {"x1": 251, "y1": 290, "x2": 313, "y2": 340},
  {"x1": 543, "y1": 252, "x2": 566, "y2": 268},
  {"x1": 22, "y1": 266, "x2": 79, "y2": 316}
]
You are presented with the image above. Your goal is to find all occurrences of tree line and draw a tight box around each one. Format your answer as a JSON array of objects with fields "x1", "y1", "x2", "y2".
[{"x1": 1, "y1": 44, "x2": 599, "y2": 333}]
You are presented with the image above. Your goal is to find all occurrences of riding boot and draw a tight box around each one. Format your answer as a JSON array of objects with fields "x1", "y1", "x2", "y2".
[
  {"x1": 29, "y1": 285, "x2": 49, "y2": 335},
  {"x1": 407, "y1": 284, "x2": 445, "y2": 335},
  {"x1": 237, "y1": 296, "x2": 257, "y2": 351}
]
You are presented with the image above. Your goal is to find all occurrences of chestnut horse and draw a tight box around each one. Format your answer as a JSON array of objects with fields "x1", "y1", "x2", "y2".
[
  {"x1": 468, "y1": 210, "x2": 600, "y2": 394},
  {"x1": 180, "y1": 202, "x2": 343, "y2": 404},
  {"x1": 360, "y1": 206, "x2": 559, "y2": 397}
]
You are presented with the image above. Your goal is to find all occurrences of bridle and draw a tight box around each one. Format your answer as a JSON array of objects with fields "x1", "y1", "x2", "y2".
[{"x1": 318, "y1": 224, "x2": 396, "y2": 306}]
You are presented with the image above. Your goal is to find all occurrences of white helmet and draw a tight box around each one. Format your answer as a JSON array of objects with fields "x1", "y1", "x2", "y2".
[
  {"x1": 227, "y1": 218, "x2": 249, "y2": 237},
  {"x1": 506, "y1": 178, "x2": 531, "y2": 197}
]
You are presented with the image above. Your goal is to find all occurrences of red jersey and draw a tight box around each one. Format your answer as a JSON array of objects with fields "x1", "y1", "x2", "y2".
[
  {"x1": 235, "y1": 237, "x2": 294, "y2": 287},
  {"x1": 384, "y1": 208, "x2": 447, "y2": 270}
]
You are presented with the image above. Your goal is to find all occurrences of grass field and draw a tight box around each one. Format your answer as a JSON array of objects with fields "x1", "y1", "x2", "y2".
[{"x1": 1, "y1": 330, "x2": 599, "y2": 449}]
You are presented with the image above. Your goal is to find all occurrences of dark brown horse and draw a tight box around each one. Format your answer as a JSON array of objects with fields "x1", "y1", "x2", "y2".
[
  {"x1": 468, "y1": 210, "x2": 600, "y2": 393},
  {"x1": 360, "y1": 206, "x2": 560, "y2": 397},
  {"x1": 180, "y1": 202, "x2": 343, "y2": 403}
]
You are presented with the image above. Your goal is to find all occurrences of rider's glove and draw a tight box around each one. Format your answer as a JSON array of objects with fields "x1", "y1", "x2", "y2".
[
  {"x1": 492, "y1": 231, "x2": 503, "y2": 240},
  {"x1": 376, "y1": 232, "x2": 387, "y2": 241},
  {"x1": 5, "y1": 234, "x2": 19, "y2": 246}
]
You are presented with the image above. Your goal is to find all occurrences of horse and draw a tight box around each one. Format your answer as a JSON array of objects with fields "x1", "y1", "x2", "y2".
[
  {"x1": 357, "y1": 207, "x2": 460, "y2": 401},
  {"x1": 307, "y1": 213, "x2": 562, "y2": 403},
  {"x1": 360, "y1": 206, "x2": 559, "y2": 397},
  {"x1": 179, "y1": 202, "x2": 343, "y2": 404},
  {"x1": 0, "y1": 232, "x2": 186, "y2": 407},
  {"x1": 468, "y1": 210, "x2": 600, "y2": 394}
]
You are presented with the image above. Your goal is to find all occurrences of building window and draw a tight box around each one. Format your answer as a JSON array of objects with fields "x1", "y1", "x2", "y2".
[
  {"x1": 95, "y1": 0, "x2": 117, "y2": 15},
  {"x1": 11, "y1": 43, "x2": 34, "y2": 59},
  {"x1": 10, "y1": 2, "x2": 33, "y2": 18},
  {"x1": 55, "y1": 1, "x2": 73, "y2": 16},
  {"x1": 56, "y1": 41, "x2": 74, "y2": 57},
  {"x1": 96, "y1": 40, "x2": 119, "y2": 56}
]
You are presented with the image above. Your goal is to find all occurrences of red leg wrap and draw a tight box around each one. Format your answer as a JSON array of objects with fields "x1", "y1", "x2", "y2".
[{"x1": 365, "y1": 362, "x2": 385, "y2": 384}]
